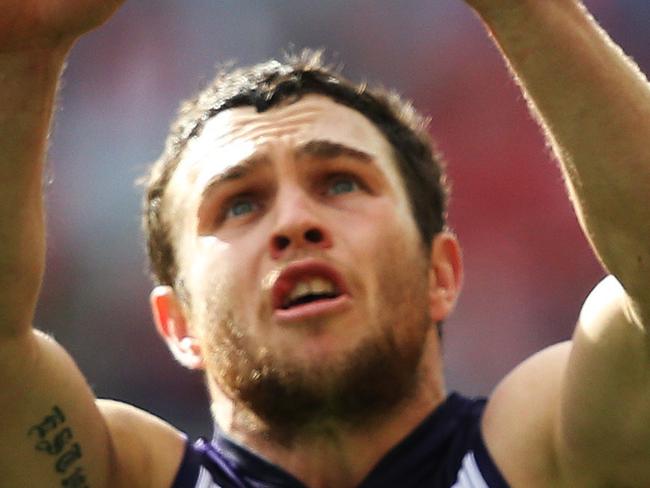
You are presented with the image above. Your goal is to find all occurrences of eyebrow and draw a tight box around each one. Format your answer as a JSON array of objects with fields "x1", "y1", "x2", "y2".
[
  {"x1": 298, "y1": 140, "x2": 374, "y2": 163},
  {"x1": 199, "y1": 139, "x2": 375, "y2": 200}
]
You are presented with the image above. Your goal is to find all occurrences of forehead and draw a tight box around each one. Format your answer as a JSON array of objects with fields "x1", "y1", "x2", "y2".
[{"x1": 172, "y1": 94, "x2": 396, "y2": 189}]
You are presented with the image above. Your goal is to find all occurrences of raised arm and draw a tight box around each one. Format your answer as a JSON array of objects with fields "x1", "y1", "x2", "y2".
[
  {"x1": 0, "y1": 2, "x2": 185, "y2": 487},
  {"x1": 0, "y1": 0, "x2": 125, "y2": 352},
  {"x1": 465, "y1": 1, "x2": 650, "y2": 486}
]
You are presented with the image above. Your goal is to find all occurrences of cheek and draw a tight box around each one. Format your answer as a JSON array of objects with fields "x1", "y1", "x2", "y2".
[
  {"x1": 186, "y1": 241, "x2": 236, "y2": 308},
  {"x1": 352, "y1": 200, "x2": 422, "y2": 260},
  {"x1": 345, "y1": 202, "x2": 426, "y2": 297},
  {"x1": 187, "y1": 237, "x2": 262, "y2": 320}
]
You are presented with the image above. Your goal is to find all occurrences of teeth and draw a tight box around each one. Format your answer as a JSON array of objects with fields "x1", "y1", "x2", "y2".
[
  {"x1": 290, "y1": 281, "x2": 312, "y2": 302},
  {"x1": 310, "y1": 277, "x2": 336, "y2": 295},
  {"x1": 285, "y1": 277, "x2": 337, "y2": 306}
]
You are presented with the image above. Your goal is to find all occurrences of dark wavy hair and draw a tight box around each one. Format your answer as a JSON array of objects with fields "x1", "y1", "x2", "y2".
[{"x1": 142, "y1": 50, "x2": 449, "y2": 294}]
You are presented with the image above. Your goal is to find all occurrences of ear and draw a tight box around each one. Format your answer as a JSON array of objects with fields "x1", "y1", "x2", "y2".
[
  {"x1": 150, "y1": 286, "x2": 204, "y2": 370},
  {"x1": 428, "y1": 232, "x2": 463, "y2": 323}
]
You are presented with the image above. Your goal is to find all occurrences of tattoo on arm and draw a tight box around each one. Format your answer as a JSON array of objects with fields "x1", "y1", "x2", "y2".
[{"x1": 27, "y1": 406, "x2": 92, "y2": 488}]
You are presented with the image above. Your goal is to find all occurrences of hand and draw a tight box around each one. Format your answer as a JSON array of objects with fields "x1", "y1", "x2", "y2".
[{"x1": 0, "y1": 0, "x2": 126, "y2": 53}]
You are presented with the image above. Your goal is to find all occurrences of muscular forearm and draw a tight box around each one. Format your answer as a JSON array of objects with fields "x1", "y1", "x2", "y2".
[
  {"x1": 471, "y1": 0, "x2": 650, "y2": 317},
  {"x1": 0, "y1": 48, "x2": 68, "y2": 337},
  {"x1": 0, "y1": 1, "x2": 124, "y2": 339}
]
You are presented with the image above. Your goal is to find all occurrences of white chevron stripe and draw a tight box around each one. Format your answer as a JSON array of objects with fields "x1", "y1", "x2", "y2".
[
  {"x1": 451, "y1": 451, "x2": 490, "y2": 488},
  {"x1": 196, "y1": 466, "x2": 219, "y2": 488}
]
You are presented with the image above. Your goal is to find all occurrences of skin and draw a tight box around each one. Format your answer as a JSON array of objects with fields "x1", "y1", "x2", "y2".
[{"x1": 2, "y1": 0, "x2": 650, "y2": 487}]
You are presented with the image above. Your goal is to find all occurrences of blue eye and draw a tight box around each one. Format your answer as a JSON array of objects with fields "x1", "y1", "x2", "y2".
[
  {"x1": 328, "y1": 177, "x2": 359, "y2": 195},
  {"x1": 225, "y1": 198, "x2": 257, "y2": 219}
]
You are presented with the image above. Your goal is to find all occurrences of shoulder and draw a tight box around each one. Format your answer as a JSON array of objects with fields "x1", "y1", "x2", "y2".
[
  {"x1": 97, "y1": 399, "x2": 187, "y2": 488},
  {"x1": 481, "y1": 341, "x2": 571, "y2": 488}
]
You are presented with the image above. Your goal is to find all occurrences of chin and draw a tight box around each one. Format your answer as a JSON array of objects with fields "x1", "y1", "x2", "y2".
[{"x1": 213, "y1": 325, "x2": 425, "y2": 438}]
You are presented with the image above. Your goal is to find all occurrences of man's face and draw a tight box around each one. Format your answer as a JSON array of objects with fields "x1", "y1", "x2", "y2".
[{"x1": 165, "y1": 95, "x2": 437, "y2": 428}]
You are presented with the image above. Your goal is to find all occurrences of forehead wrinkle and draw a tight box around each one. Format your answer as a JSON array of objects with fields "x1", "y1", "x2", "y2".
[
  {"x1": 182, "y1": 108, "x2": 326, "y2": 188},
  {"x1": 197, "y1": 138, "x2": 378, "y2": 205},
  {"x1": 184, "y1": 95, "x2": 385, "y2": 183},
  {"x1": 224, "y1": 109, "x2": 324, "y2": 143},
  {"x1": 201, "y1": 98, "x2": 327, "y2": 149}
]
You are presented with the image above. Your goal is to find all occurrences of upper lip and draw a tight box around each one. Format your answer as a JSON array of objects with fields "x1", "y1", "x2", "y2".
[{"x1": 271, "y1": 259, "x2": 349, "y2": 310}]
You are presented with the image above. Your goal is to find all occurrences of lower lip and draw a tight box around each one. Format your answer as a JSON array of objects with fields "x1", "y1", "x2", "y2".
[{"x1": 273, "y1": 294, "x2": 352, "y2": 323}]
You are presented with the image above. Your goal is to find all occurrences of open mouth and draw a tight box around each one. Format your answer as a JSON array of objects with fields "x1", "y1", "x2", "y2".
[
  {"x1": 280, "y1": 276, "x2": 342, "y2": 309},
  {"x1": 282, "y1": 291, "x2": 341, "y2": 310},
  {"x1": 271, "y1": 260, "x2": 350, "y2": 316}
]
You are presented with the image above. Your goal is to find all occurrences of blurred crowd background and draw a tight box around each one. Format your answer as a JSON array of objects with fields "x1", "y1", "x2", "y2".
[{"x1": 38, "y1": 0, "x2": 650, "y2": 438}]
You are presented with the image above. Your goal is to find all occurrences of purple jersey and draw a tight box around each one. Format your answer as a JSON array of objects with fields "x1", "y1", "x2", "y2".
[{"x1": 172, "y1": 393, "x2": 509, "y2": 487}]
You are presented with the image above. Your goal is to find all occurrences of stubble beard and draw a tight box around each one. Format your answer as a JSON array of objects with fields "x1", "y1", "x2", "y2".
[{"x1": 199, "y1": 256, "x2": 433, "y2": 442}]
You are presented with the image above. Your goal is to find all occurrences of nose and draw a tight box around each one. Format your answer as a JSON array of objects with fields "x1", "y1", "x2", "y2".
[{"x1": 269, "y1": 189, "x2": 333, "y2": 259}]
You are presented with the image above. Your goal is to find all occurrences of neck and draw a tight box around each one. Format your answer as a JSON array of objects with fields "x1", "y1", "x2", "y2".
[{"x1": 209, "y1": 332, "x2": 446, "y2": 488}]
